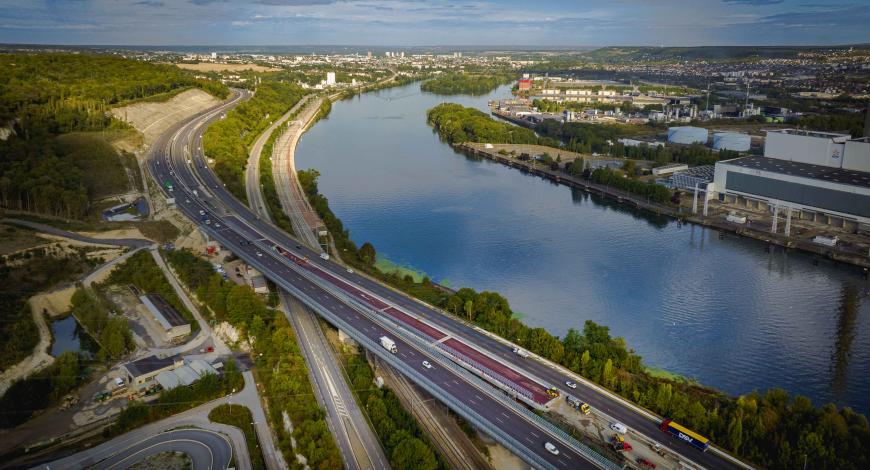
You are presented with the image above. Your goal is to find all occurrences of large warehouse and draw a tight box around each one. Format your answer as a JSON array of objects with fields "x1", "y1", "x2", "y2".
[{"x1": 712, "y1": 129, "x2": 870, "y2": 231}]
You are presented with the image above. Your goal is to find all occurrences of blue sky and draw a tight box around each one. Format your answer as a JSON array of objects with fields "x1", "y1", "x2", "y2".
[{"x1": 1, "y1": 0, "x2": 869, "y2": 46}]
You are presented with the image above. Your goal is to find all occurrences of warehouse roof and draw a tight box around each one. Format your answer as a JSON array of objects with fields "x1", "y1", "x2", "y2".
[
  {"x1": 140, "y1": 293, "x2": 188, "y2": 329},
  {"x1": 722, "y1": 156, "x2": 870, "y2": 190},
  {"x1": 125, "y1": 355, "x2": 180, "y2": 378}
]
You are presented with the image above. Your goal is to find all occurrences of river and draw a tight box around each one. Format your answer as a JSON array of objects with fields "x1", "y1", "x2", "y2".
[{"x1": 296, "y1": 83, "x2": 870, "y2": 415}]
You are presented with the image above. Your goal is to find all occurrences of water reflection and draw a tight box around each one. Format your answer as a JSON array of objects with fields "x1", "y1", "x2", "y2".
[{"x1": 831, "y1": 284, "x2": 858, "y2": 402}]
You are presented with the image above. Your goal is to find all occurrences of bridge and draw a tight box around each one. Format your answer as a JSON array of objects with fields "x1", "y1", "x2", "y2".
[{"x1": 148, "y1": 90, "x2": 749, "y2": 470}]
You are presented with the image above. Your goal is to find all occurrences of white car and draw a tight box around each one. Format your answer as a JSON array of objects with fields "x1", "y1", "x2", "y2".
[
  {"x1": 610, "y1": 422, "x2": 628, "y2": 434},
  {"x1": 422, "y1": 361, "x2": 432, "y2": 369},
  {"x1": 256, "y1": 251, "x2": 263, "y2": 257},
  {"x1": 544, "y1": 442, "x2": 559, "y2": 455},
  {"x1": 199, "y1": 210, "x2": 205, "y2": 216},
  {"x1": 565, "y1": 380, "x2": 577, "y2": 389},
  {"x1": 114, "y1": 377, "x2": 125, "y2": 388},
  {"x1": 347, "y1": 268, "x2": 354, "y2": 274}
]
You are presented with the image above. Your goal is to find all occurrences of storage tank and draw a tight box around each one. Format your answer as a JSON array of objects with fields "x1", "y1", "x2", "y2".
[
  {"x1": 712, "y1": 132, "x2": 751, "y2": 152},
  {"x1": 668, "y1": 126, "x2": 709, "y2": 145}
]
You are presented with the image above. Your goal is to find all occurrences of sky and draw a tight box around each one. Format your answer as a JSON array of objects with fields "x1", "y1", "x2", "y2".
[{"x1": 1, "y1": 0, "x2": 869, "y2": 47}]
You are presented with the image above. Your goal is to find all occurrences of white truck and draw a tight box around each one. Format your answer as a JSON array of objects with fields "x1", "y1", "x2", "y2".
[
  {"x1": 380, "y1": 336, "x2": 397, "y2": 354},
  {"x1": 513, "y1": 347, "x2": 530, "y2": 358}
]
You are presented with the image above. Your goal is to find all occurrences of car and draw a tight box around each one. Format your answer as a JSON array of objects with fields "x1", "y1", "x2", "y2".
[
  {"x1": 215, "y1": 223, "x2": 221, "y2": 228},
  {"x1": 114, "y1": 377, "x2": 125, "y2": 388},
  {"x1": 256, "y1": 251, "x2": 263, "y2": 257},
  {"x1": 295, "y1": 244, "x2": 302, "y2": 249},
  {"x1": 610, "y1": 422, "x2": 628, "y2": 434},
  {"x1": 347, "y1": 268, "x2": 354, "y2": 274},
  {"x1": 544, "y1": 442, "x2": 559, "y2": 455},
  {"x1": 565, "y1": 380, "x2": 577, "y2": 389},
  {"x1": 422, "y1": 361, "x2": 432, "y2": 369},
  {"x1": 185, "y1": 199, "x2": 190, "y2": 203},
  {"x1": 205, "y1": 219, "x2": 211, "y2": 225},
  {"x1": 199, "y1": 210, "x2": 205, "y2": 216},
  {"x1": 206, "y1": 346, "x2": 214, "y2": 353}
]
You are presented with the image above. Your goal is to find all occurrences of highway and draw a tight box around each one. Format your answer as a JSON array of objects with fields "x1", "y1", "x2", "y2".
[
  {"x1": 148, "y1": 89, "x2": 749, "y2": 470},
  {"x1": 149, "y1": 91, "x2": 602, "y2": 470},
  {"x1": 245, "y1": 96, "x2": 390, "y2": 470}
]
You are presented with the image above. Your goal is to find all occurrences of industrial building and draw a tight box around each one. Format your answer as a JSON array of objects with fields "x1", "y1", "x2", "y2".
[
  {"x1": 139, "y1": 293, "x2": 191, "y2": 340},
  {"x1": 123, "y1": 355, "x2": 184, "y2": 390},
  {"x1": 668, "y1": 126, "x2": 709, "y2": 145},
  {"x1": 712, "y1": 129, "x2": 870, "y2": 232}
]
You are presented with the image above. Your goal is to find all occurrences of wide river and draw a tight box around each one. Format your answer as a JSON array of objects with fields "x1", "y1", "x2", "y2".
[{"x1": 297, "y1": 83, "x2": 870, "y2": 415}]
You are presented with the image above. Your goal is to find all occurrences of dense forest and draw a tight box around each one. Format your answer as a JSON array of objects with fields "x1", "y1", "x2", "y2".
[
  {"x1": 164, "y1": 248, "x2": 342, "y2": 468},
  {"x1": 203, "y1": 81, "x2": 305, "y2": 202},
  {"x1": 421, "y1": 72, "x2": 515, "y2": 95},
  {"x1": 426, "y1": 103, "x2": 538, "y2": 144},
  {"x1": 297, "y1": 169, "x2": 870, "y2": 470},
  {"x1": 0, "y1": 53, "x2": 228, "y2": 218}
]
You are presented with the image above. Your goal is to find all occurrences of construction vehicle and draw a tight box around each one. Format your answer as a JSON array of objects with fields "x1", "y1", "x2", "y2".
[
  {"x1": 567, "y1": 395, "x2": 592, "y2": 414},
  {"x1": 649, "y1": 442, "x2": 666, "y2": 457},
  {"x1": 610, "y1": 434, "x2": 633, "y2": 452},
  {"x1": 545, "y1": 387, "x2": 560, "y2": 398}
]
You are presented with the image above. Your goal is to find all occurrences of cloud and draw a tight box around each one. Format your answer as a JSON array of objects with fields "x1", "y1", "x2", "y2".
[
  {"x1": 255, "y1": 0, "x2": 343, "y2": 5},
  {"x1": 134, "y1": 0, "x2": 165, "y2": 6},
  {"x1": 190, "y1": 0, "x2": 226, "y2": 5}
]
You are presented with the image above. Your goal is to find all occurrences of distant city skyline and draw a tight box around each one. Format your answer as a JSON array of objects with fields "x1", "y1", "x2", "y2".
[{"x1": 1, "y1": 0, "x2": 869, "y2": 47}]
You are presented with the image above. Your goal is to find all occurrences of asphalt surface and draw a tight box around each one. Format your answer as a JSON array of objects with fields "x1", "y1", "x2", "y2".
[
  {"x1": 146, "y1": 89, "x2": 749, "y2": 470},
  {"x1": 2, "y1": 218, "x2": 152, "y2": 248},
  {"x1": 43, "y1": 429, "x2": 232, "y2": 470},
  {"x1": 244, "y1": 97, "x2": 389, "y2": 470},
  {"x1": 148, "y1": 91, "x2": 597, "y2": 470}
]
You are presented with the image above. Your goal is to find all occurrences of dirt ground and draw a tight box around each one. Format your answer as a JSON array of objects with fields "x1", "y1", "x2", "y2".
[
  {"x1": 0, "y1": 223, "x2": 50, "y2": 255},
  {"x1": 111, "y1": 89, "x2": 220, "y2": 146},
  {"x1": 29, "y1": 286, "x2": 77, "y2": 318},
  {"x1": 174, "y1": 62, "x2": 280, "y2": 73}
]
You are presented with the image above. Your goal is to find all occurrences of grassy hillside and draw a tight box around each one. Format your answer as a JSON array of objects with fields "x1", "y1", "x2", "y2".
[{"x1": 0, "y1": 53, "x2": 228, "y2": 218}]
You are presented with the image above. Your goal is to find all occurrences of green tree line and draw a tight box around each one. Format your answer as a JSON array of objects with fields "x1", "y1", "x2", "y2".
[
  {"x1": 427, "y1": 103, "x2": 538, "y2": 145},
  {"x1": 421, "y1": 72, "x2": 515, "y2": 96},
  {"x1": 588, "y1": 167, "x2": 672, "y2": 204},
  {"x1": 345, "y1": 354, "x2": 444, "y2": 470},
  {"x1": 0, "y1": 53, "x2": 228, "y2": 219},
  {"x1": 297, "y1": 170, "x2": 870, "y2": 469},
  {"x1": 209, "y1": 404, "x2": 267, "y2": 470},
  {"x1": 0, "y1": 351, "x2": 83, "y2": 427},
  {"x1": 164, "y1": 248, "x2": 342, "y2": 468},
  {"x1": 202, "y1": 81, "x2": 305, "y2": 202}
]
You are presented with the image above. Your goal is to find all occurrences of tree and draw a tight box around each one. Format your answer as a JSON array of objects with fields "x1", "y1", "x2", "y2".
[
  {"x1": 463, "y1": 300, "x2": 474, "y2": 321},
  {"x1": 391, "y1": 437, "x2": 438, "y2": 470},
  {"x1": 727, "y1": 408, "x2": 744, "y2": 453},
  {"x1": 359, "y1": 242, "x2": 377, "y2": 265},
  {"x1": 602, "y1": 358, "x2": 616, "y2": 388},
  {"x1": 580, "y1": 349, "x2": 591, "y2": 375}
]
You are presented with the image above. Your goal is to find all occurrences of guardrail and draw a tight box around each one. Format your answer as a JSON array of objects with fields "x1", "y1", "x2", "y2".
[{"x1": 223, "y1": 226, "x2": 620, "y2": 470}]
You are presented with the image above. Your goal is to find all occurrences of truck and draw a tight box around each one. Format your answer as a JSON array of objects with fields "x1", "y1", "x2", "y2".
[
  {"x1": 660, "y1": 419, "x2": 710, "y2": 452},
  {"x1": 567, "y1": 395, "x2": 591, "y2": 414},
  {"x1": 164, "y1": 180, "x2": 174, "y2": 192},
  {"x1": 512, "y1": 347, "x2": 529, "y2": 358},
  {"x1": 380, "y1": 336, "x2": 397, "y2": 354}
]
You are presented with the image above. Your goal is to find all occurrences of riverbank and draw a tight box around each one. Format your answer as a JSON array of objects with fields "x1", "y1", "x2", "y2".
[{"x1": 458, "y1": 142, "x2": 870, "y2": 269}]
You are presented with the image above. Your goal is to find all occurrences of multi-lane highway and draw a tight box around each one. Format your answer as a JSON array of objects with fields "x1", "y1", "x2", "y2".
[
  {"x1": 149, "y1": 91, "x2": 602, "y2": 469},
  {"x1": 148, "y1": 89, "x2": 749, "y2": 470}
]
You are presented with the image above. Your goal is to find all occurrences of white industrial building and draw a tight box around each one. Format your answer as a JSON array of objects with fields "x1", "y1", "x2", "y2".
[{"x1": 712, "y1": 129, "x2": 870, "y2": 232}]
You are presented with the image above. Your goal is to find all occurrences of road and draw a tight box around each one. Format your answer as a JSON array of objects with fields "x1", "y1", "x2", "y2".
[
  {"x1": 40, "y1": 368, "x2": 270, "y2": 470},
  {"x1": 149, "y1": 90, "x2": 602, "y2": 470},
  {"x1": 2, "y1": 218, "x2": 152, "y2": 247},
  {"x1": 81, "y1": 429, "x2": 231, "y2": 470},
  {"x1": 245, "y1": 94, "x2": 389, "y2": 470},
  {"x1": 245, "y1": 94, "x2": 312, "y2": 220}
]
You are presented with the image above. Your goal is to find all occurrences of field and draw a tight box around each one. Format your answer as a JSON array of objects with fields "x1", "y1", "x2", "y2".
[{"x1": 175, "y1": 62, "x2": 281, "y2": 73}]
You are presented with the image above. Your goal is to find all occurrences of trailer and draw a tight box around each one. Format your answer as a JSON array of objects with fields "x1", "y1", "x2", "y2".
[
  {"x1": 379, "y1": 336, "x2": 397, "y2": 354},
  {"x1": 660, "y1": 419, "x2": 710, "y2": 452}
]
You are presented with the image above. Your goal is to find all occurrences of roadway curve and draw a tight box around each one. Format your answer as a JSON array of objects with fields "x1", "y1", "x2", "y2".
[
  {"x1": 87, "y1": 429, "x2": 231, "y2": 470},
  {"x1": 149, "y1": 91, "x2": 599, "y2": 469}
]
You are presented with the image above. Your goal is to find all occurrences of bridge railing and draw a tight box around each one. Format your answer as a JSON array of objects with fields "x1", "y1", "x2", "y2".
[{"x1": 222, "y1": 223, "x2": 621, "y2": 470}]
